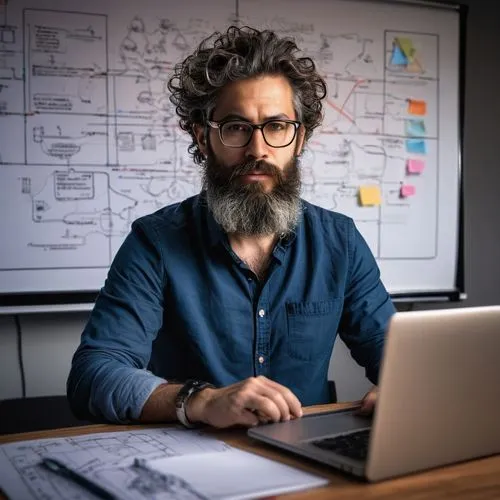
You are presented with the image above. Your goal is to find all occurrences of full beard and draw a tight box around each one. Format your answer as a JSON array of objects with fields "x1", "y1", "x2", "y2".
[{"x1": 201, "y1": 152, "x2": 302, "y2": 236}]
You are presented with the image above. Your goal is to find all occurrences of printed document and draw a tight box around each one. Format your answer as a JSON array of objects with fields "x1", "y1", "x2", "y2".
[{"x1": 0, "y1": 428, "x2": 328, "y2": 499}]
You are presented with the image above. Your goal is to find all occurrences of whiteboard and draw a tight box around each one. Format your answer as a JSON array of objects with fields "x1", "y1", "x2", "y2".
[{"x1": 0, "y1": 0, "x2": 465, "y2": 309}]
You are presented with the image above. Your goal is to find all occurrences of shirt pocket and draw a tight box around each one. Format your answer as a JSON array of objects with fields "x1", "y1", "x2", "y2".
[{"x1": 286, "y1": 298, "x2": 342, "y2": 362}]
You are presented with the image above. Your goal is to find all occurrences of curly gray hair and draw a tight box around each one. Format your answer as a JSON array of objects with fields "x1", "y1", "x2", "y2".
[{"x1": 168, "y1": 25, "x2": 327, "y2": 165}]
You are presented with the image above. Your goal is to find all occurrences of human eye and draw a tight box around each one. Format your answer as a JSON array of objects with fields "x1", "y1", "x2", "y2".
[
  {"x1": 224, "y1": 121, "x2": 250, "y2": 133},
  {"x1": 266, "y1": 121, "x2": 287, "y2": 132}
]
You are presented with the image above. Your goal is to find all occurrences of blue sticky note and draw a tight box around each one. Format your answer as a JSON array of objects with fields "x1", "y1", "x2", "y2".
[
  {"x1": 406, "y1": 119, "x2": 426, "y2": 137},
  {"x1": 406, "y1": 139, "x2": 427, "y2": 155},
  {"x1": 391, "y1": 44, "x2": 408, "y2": 66}
]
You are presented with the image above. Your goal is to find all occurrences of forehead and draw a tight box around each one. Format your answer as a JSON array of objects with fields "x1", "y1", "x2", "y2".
[{"x1": 212, "y1": 74, "x2": 296, "y2": 120}]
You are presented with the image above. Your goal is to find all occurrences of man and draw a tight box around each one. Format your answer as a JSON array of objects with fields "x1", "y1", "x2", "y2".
[{"x1": 67, "y1": 26, "x2": 395, "y2": 429}]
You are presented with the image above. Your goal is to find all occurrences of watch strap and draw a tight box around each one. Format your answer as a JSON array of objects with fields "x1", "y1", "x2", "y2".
[{"x1": 175, "y1": 380, "x2": 214, "y2": 428}]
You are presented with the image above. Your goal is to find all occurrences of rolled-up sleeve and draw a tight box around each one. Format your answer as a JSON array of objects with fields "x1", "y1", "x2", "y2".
[
  {"x1": 338, "y1": 220, "x2": 396, "y2": 385},
  {"x1": 67, "y1": 219, "x2": 167, "y2": 423}
]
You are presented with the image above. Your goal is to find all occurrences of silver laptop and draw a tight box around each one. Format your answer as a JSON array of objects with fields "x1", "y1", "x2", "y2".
[{"x1": 248, "y1": 306, "x2": 500, "y2": 482}]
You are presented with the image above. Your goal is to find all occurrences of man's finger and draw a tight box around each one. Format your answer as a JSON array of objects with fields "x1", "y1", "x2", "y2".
[
  {"x1": 244, "y1": 394, "x2": 282, "y2": 422},
  {"x1": 357, "y1": 389, "x2": 377, "y2": 415},
  {"x1": 358, "y1": 400, "x2": 375, "y2": 415},
  {"x1": 256, "y1": 377, "x2": 303, "y2": 418},
  {"x1": 256, "y1": 388, "x2": 292, "y2": 422},
  {"x1": 237, "y1": 409, "x2": 260, "y2": 428}
]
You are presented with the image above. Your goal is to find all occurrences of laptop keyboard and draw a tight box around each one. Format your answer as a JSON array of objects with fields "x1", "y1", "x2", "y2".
[{"x1": 311, "y1": 428, "x2": 371, "y2": 461}]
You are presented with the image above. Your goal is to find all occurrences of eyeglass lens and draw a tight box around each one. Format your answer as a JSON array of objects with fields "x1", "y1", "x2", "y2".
[{"x1": 221, "y1": 121, "x2": 297, "y2": 147}]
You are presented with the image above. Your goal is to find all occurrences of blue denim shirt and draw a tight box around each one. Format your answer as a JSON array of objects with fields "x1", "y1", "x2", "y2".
[{"x1": 67, "y1": 194, "x2": 395, "y2": 423}]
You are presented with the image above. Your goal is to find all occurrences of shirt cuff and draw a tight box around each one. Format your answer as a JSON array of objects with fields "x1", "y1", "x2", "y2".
[{"x1": 89, "y1": 367, "x2": 167, "y2": 423}]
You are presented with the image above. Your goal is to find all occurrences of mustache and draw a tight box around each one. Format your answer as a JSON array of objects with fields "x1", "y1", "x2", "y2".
[{"x1": 227, "y1": 160, "x2": 282, "y2": 184}]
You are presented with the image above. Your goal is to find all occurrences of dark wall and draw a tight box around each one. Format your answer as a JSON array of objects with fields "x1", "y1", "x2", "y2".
[
  {"x1": 418, "y1": 0, "x2": 500, "y2": 309},
  {"x1": 459, "y1": 0, "x2": 500, "y2": 306}
]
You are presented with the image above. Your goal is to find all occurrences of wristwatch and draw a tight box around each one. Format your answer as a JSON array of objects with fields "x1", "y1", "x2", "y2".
[{"x1": 175, "y1": 379, "x2": 214, "y2": 428}]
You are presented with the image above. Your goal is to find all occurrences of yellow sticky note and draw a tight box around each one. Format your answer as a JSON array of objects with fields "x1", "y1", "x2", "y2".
[
  {"x1": 359, "y1": 185, "x2": 382, "y2": 206},
  {"x1": 396, "y1": 37, "x2": 415, "y2": 62},
  {"x1": 408, "y1": 99, "x2": 427, "y2": 116}
]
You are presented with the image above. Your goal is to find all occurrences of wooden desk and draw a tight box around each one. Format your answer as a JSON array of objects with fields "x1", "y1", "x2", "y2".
[{"x1": 1, "y1": 403, "x2": 499, "y2": 499}]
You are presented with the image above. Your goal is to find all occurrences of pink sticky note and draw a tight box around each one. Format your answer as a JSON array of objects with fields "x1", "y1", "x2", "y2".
[
  {"x1": 400, "y1": 184, "x2": 416, "y2": 197},
  {"x1": 407, "y1": 159, "x2": 425, "y2": 174}
]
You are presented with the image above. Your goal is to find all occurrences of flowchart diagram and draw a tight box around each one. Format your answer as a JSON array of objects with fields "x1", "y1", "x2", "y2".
[{"x1": 0, "y1": 0, "x2": 451, "y2": 288}]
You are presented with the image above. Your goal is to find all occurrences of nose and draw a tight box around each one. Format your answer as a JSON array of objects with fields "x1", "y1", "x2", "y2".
[{"x1": 244, "y1": 127, "x2": 269, "y2": 160}]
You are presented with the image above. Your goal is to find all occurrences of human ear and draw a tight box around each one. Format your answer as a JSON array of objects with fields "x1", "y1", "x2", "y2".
[{"x1": 193, "y1": 124, "x2": 208, "y2": 156}]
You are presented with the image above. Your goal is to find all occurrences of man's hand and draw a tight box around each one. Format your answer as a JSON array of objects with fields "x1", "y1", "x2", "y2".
[
  {"x1": 357, "y1": 386, "x2": 378, "y2": 416},
  {"x1": 186, "y1": 376, "x2": 303, "y2": 428}
]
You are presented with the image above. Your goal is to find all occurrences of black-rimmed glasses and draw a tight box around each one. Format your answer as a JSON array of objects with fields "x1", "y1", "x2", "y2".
[{"x1": 207, "y1": 119, "x2": 302, "y2": 148}]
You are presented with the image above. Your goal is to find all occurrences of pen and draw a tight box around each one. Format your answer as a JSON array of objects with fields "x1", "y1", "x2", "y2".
[{"x1": 41, "y1": 457, "x2": 117, "y2": 500}]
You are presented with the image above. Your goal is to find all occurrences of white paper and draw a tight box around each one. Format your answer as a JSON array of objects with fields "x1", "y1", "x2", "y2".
[
  {"x1": 143, "y1": 448, "x2": 329, "y2": 500},
  {"x1": 0, "y1": 428, "x2": 328, "y2": 500}
]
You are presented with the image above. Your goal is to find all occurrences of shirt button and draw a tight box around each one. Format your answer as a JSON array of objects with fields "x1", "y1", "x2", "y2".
[
  {"x1": 258, "y1": 356, "x2": 265, "y2": 364},
  {"x1": 258, "y1": 309, "x2": 265, "y2": 318}
]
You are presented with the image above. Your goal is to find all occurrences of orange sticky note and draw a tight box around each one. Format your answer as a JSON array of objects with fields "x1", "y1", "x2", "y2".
[
  {"x1": 408, "y1": 99, "x2": 427, "y2": 116},
  {"x1": 400, "y1": 184, "x2": 416, "y2": 197},
  {"x1": 359, "y1": 185, "x2": 381, "y2": 206}
]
